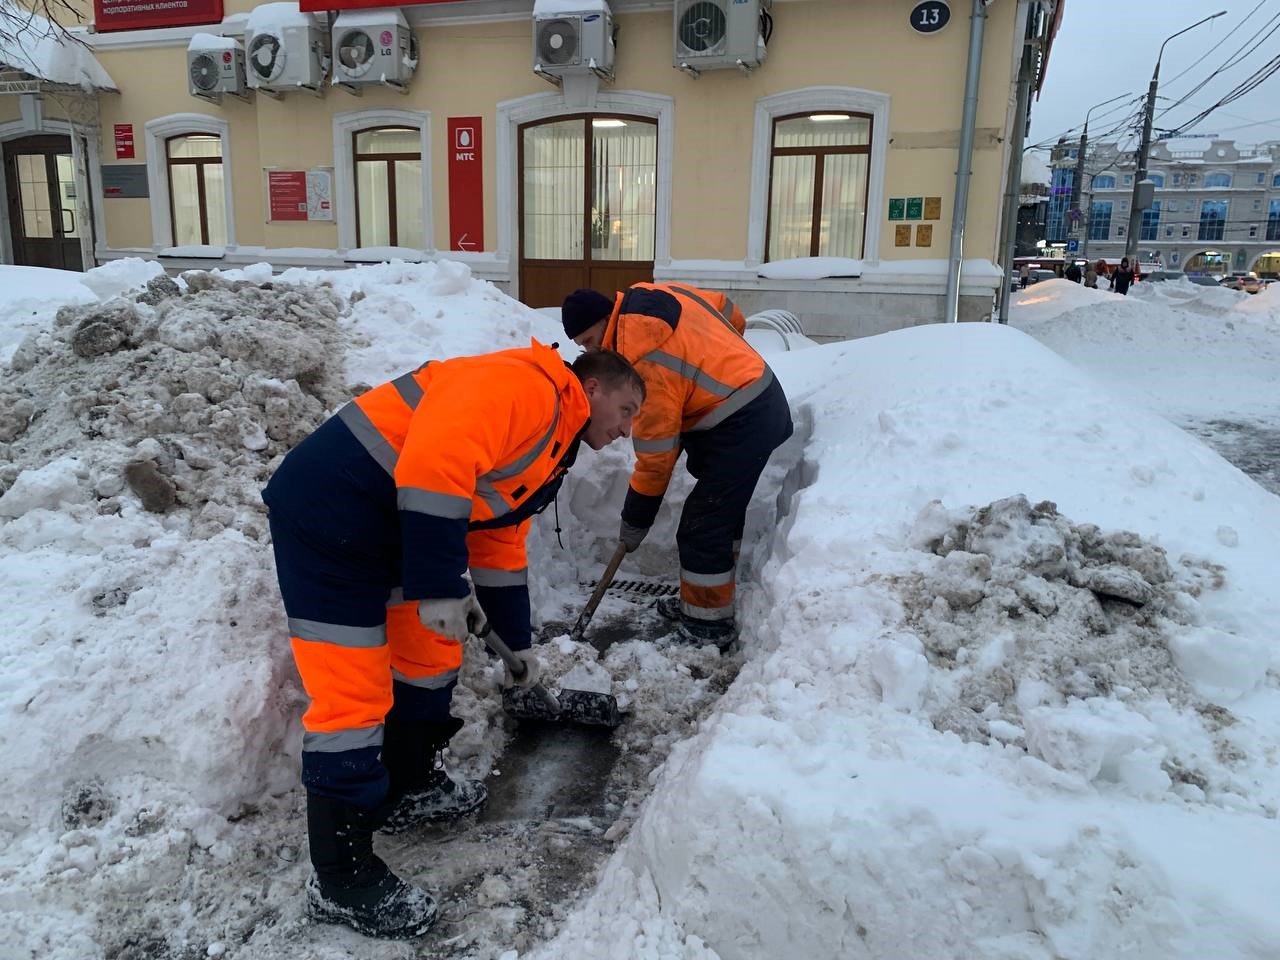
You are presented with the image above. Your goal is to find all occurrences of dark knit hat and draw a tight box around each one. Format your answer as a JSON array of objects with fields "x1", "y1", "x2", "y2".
[{"x1": 561, "y1": 289, "x2": 614, "y2": 340}]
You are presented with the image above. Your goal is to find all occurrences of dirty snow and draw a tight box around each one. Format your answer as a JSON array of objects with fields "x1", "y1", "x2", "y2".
[{"x1": 2, "y1": 259, "x2": 1278, "y2": 960}]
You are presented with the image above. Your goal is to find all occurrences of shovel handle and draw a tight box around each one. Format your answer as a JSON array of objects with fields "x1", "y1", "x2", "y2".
[
  {"x1": 479, "y1": 625, "x2": 562, "y2": 715},
  {"x1": 570, "y1": 542, "x2": 628, "y2": 641}
]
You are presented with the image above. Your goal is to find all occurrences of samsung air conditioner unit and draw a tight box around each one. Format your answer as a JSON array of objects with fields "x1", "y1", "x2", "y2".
[
  {"x1": 673, "y1": 0, "x2": 772, "y2": 77},
  {"x1": 187, "y1": 34, "x2": 247, "y2": 101},
  {"x1": 245, "y1": 3, "x2": 329, "y2": 95},
  {"x1": 331, "y1": 9, "x2": 418, "y2": 93},
  {"x1": 532, "y1": 1, "x2": 615, "y2": 85}
]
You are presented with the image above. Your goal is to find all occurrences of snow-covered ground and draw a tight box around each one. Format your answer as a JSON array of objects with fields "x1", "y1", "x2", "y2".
[{"x1": 1, "y1": 261, "x2": 1276, "y2": 960}]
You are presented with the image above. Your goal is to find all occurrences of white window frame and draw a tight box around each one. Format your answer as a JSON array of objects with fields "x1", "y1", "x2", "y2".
[
  {"x1": 333, "y1": 108, "x2": 432, "y2": 255},
  {"x1": 747, "y1": 86, "x2": 891, "y2": 266},
  {"x1": 144, "y1": 113, "x2": 236, "y2": 252},
  {"x1": 495, "y1": 89, "x2": 674, "y2": 298}
]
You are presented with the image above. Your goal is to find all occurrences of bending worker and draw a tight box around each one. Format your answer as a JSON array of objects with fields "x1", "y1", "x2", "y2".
[
  {"x1": 263, "y1": 342, "x2": 644, "y2": 939},
  {"x1": 562, "y1": 284, "x2": 793, "y2": 648}
]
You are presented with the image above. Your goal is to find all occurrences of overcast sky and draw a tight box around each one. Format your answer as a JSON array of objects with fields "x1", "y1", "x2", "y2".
[{"x1": 1026, "y1": 0, "x2": 1280, "y2": 160}]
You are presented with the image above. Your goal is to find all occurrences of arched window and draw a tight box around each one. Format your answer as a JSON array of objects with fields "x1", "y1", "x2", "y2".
[
  {"x1": 1093, "y1": 174, "x2": 1115, "y2": 189},
  {"x1": 166, "y1": 134, "x2": 226, "y2": 247},
  {"x1": 1203, "y1": 172, "x2": 1232, "y2": 188},
  {"x1": 353, "y1": 126, "x2": 424, "y2": 248},
  {"x1": 767, "y1": 111, "x2": 873, "y2": 260}
]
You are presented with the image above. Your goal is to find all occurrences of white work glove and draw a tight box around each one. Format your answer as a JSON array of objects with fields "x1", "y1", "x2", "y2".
[
  {"x1": 501, "y1": 649, "x2": 542, "y2": 689},
  {"x1": 619, "y1": 520, "x2": 650, "y2": 553},
  {"x1": 418, "y1": 592, "x2": 486, "y2": 642}
]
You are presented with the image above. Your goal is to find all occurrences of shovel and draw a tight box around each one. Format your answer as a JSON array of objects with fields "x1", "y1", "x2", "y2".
[
  {"x1": 480, "y1": 626, "x2": 623, "y2": 728},
  {"x1": 569, "y1": 542, "x2": 628, "y2": 643}
]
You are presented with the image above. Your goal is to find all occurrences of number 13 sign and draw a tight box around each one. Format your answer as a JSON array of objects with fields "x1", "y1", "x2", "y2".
[{"x1": 910, "y1": 0, "x2": 951, "y2": 34}]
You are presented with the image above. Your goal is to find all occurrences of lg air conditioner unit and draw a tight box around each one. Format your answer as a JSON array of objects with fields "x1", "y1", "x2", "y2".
[
  {"x1": 245, "y1": 3, "x2": 329, "y2": 95},
  {"x1": 331, "y1": 9, "x2": 418, "y2": 93},
  {"x1": 532, "y1": 1, "x2": 615, "y2": 85},
  {"x1": 187, "y1": 33, "x2": 247, "y2": 101},
  {"x1": 673, "y1": 0, "x2": 772, "y2": 77}
]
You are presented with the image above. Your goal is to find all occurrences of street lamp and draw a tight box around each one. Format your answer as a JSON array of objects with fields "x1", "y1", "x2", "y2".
[
  {"x1": 1124, "y1": 10, "x2": 1227, "y2": 262},
  {"x1": 1071, "y1": 92, "x2": 1134, "y2": 261}
]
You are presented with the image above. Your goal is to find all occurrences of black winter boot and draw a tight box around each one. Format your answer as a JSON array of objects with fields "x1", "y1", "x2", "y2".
[
  {"x1": 655, "y1": 596, "x2": 737, "y2": 650},
  {"x1": 379, "y1": 717, "x2": 487, "y2": 834},
  {"x1": 305, "y1": 792, "x2": 437, "y2": 939}
]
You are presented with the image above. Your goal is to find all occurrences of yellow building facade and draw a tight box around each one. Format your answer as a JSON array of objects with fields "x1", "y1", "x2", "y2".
[{"x1": 1, "y1": 0, "x2": 1060, "y2": 338}]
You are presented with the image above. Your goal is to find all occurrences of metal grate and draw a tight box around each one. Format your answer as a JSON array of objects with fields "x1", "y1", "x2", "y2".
[{"x1": 588, "y1": 578, "x2": 679, "y2": 598}]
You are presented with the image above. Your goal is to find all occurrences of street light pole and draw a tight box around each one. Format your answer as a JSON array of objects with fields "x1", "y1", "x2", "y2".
[
  {"x1": 1073, "y1": 93, "x2": 1131, "y2": 259},
  {"x1": 1124, "y1": 10, "x2": 1227, "y2": 263}
]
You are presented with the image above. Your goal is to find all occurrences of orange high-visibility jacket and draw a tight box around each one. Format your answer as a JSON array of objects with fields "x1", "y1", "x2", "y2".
[
  {"x1": 337, "y1": 339, "x2": 588, "y2": 598},
  {"x1": 601, "y1": 282, "x2": 769, "y2": 502}
]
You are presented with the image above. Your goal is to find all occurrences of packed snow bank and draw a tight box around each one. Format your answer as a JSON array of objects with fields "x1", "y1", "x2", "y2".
[
  {"x1": 1232, "y1": 278, "x2": 1280, "y2": 320},
  {"x1": 533, "y1": 323, "x2": 1280, "y2": 960},
  {"x1": 1011, "y1": 279, "x2": 1280, "y2": 425}
]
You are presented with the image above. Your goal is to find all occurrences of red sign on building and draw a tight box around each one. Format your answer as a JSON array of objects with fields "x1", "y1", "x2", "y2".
[
  {"x1": 113, "y1": 124, "x2": 135, "y2": 160},
  {"x1": 299, "y1": 0, "x2": 464, "y2": 11},
  {"x1": 268, "y1": 171, "x2": 309, "y2": 222},
  {"x1": 447, "y1": 117, "x2": 484, "y2": 253},
  {"x1": 95, "y1": 0, "x2": 223, "y2": 33}
]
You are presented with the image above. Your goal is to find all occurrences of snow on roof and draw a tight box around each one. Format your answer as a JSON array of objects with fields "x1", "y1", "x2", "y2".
[
  {"x1": 332, "y1": 8, "x2": 408, "y2": 29},
  {"x1": 533, "y1": 0, "x2": 610, "y2": 15},
  {"x1": 187, "y1": 33, "x2": 241, "y2": 53},
  {"x1": 246, "y1": 2, "x2": 316, "y2": 34},
  {"x1": 0, "y1": 0, "x2": 116, "y2": 91}
]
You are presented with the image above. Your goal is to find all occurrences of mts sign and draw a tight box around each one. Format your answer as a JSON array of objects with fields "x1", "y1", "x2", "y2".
[{"x1": 448, "y1": 118, "x2": 483, "y2": 252}]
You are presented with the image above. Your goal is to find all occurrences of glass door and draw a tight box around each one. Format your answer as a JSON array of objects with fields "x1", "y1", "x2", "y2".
[
  {"x1": 518, "y1": 115, "x2": 656, "y2": 308},
  {"x1": 3, "y1": 135, "x2": 83, "y2": 271}
]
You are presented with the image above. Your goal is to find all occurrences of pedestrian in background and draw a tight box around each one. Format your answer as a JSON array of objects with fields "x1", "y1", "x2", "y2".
[
  {"x1": 1084, "y1": 260, "x2": 1098, "y2": 287},
  {"x1": 1065, "y1": 261, "x2": 1082, "y2": 284},
  {"x1": 1110, "y1": 257, "x2": 1135, "y2": 295},
  {"x1": 1019, "y1": 263, "x2": 1031, "y2": 289}
]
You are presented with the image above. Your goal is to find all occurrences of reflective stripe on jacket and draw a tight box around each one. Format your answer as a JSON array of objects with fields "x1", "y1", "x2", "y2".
[
  {"x1": 602, "y1": 282, "x2": 768, "y2": 500},
  {"x1": 335, "y1": 339, "x2": 588, "y2": 600}
]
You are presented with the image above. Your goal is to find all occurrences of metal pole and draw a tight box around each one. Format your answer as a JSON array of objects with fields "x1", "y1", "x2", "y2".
[
  {"x1": 944, "y1": 0, "x2": 989, "y2": 324},
  {"x1": 997, "y1": 1, "x2": 1035, "y2": 325},
  {"x1": 1124, "y1": 10, "x2": 1227, "y2": 263},
  {"x1": 1123, "y1": 73, "x2": 1158, "y2": 263}
]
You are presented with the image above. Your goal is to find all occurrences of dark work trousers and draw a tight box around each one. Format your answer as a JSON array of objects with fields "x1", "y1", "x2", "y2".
[
  {"x1": 677, "y1": 374, "x2": 793, "y2": 594},
  {"x1": 266, "y1": 506, "x2": 456, "y2": 811}
]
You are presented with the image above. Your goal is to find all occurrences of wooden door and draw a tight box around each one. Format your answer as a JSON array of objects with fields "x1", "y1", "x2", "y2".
[
  {"x1": 518, "y1": 115, "x2": 656, "y2": 308},
  {"x1": 4, "y1": 135, "x2": 83, "y2": 271}
]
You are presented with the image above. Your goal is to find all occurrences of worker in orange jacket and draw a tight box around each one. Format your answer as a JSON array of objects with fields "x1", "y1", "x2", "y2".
[
  {"x1": 562, "y1": 284, "x2": 793, "y2": 647},
  {"x1": 262, "y1": 342, "x2": 644, "y2": 939}
]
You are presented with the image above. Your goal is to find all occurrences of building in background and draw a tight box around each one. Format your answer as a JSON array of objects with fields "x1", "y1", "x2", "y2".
[
  {"x1": 3, "y1": 0, "x2": 1063, "y2": 337},
  {"x1": 1079, "y1": 137, "x2": 1280, "y2": 276}
]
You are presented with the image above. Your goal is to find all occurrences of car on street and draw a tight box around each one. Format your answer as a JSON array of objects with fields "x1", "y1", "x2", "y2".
[
  {"x1": 1185, "y1": 275, "x2": 1221, "y2": 286},
  {"x1": 1220, "y1": 272, "x2": 1259, "y2": 291}
]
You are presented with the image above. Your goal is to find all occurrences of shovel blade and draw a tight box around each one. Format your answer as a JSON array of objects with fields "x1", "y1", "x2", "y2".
[{"x1": 502, "y1": 686, "x2": 623, "y2": 728}]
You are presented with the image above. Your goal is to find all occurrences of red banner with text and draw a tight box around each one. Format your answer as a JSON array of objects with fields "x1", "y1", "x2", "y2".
[
  {"x1": 447, "y1": 117, "x2": 484, "y2": 254},
  {"x1": 95, "y1": 0, "x2": 223, "y2": 33},
  {"x1": 299, "y1": 0, "x2": 471, "y2": 12}
]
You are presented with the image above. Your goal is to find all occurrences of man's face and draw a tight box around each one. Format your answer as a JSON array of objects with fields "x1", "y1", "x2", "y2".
[
  {"x1": 573, "y1": 320, "x2": 608, "y2": 351},
  {"x1": 581, "y1": 378, "x2": 642, "y2": 450}
]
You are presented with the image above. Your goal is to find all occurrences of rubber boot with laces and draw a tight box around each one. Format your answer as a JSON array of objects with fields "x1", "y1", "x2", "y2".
[
  {"x1": 379, "y1": 717, "x2": 487, "y2": 834},
  {"x1": 305, "y1": 792, "x2": 437, "y2": 939}
]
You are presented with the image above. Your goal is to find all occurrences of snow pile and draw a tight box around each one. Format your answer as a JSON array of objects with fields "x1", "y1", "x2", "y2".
[
  {"x1": 1, "y1": 271, "x2": 348, "y2": 538},
  {"x1": 1011, "y1": 279, "x2": 1280, "y2": 425},
  {"x1": 1, "y1": 259, "x2": 168, "y2": 365},
  {"x1": 1231, "y1": 278, "x2": 1280, "y2": 321},
  {"x1": 756, "y1": 256, "x2": 863, "y2": 280},
  {"x1": 533, "y1": 323, "x2": 1280, "y2": 960}
]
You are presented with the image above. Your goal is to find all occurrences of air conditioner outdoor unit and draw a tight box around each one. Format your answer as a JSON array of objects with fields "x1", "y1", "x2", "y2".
[
  {"x1": 532, "y1": 1, "x2": 615, "y2": 84},
  {"x1": 673, "y1": 0, "x2": 772, "y2": 77},
  {"x1": 187, "y1": 34, "x2": 247, "y2": 101},
  {"x1": 245, "y1": 3, "x2": 329, "y2": 95},
  {"x1": 331, "y1": 9, "x2": 418, "y2": 92}
]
